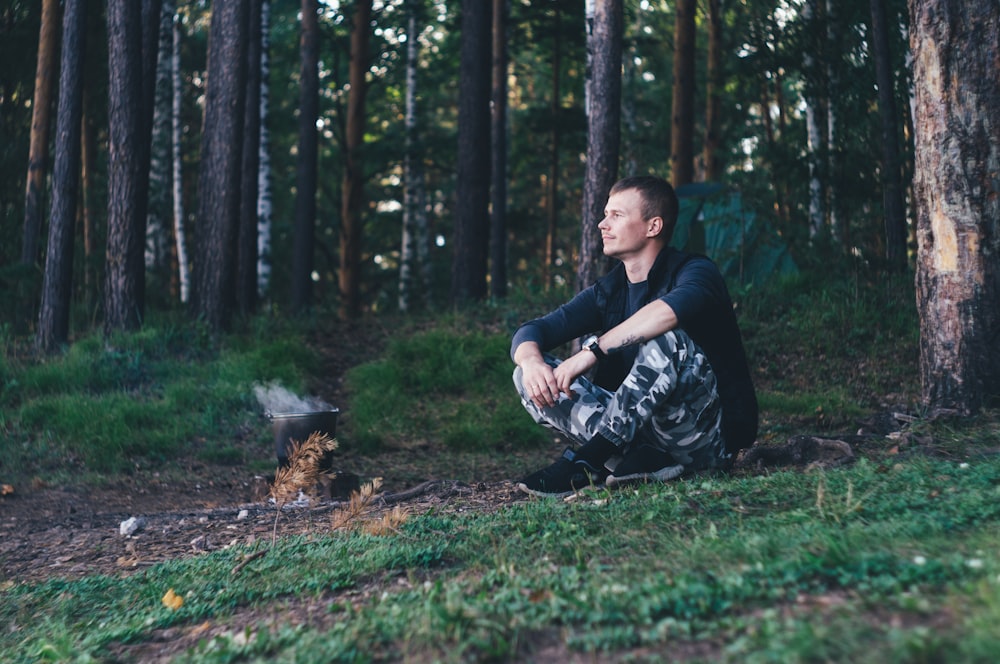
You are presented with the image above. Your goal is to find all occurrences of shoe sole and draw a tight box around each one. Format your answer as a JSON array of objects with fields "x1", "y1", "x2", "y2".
[
  {"x1": 516, "y1": 481, "x2": 605, "y2": 499},
  {"x1": 606, "y1": 464, "x2": 685, "y2": 488}
]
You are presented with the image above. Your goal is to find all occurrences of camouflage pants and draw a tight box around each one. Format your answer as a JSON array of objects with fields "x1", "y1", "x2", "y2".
[{"x1": 513, "y1": 330, "x2": 729, "y2": 471}]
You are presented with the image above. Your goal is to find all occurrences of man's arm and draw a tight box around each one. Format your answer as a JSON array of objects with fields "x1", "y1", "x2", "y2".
[{"x1": 591, "y1": 299, "x2": 679, "y2": 355}]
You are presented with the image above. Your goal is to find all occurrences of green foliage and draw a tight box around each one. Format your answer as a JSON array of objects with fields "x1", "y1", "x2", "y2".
[{"x1": 344, "y1": 328, "x2": 547, "y2": 453}]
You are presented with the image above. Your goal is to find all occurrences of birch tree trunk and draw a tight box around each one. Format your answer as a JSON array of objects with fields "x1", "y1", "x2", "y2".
[
  {"x1": 171, "y1": 8, "x2": 190, "y2": 304},
  {"x1": 802, "y1": 0, "x2": 825, "y2": 239},
  {"x1": 22, "y1": 0, "x2": 60, "y2": 267},
  {"x1": 911, "y1": 0, "x2": 1000, "y2": 412},
  {"x1": 146, "y1": 0, "x2": 174, "y2": 286},
  {"x1": 399, "y1": 0, "x2": 430, "y2": 312},
  {"x1": 576, "y1": 0, "x2": 622, "y2": 292},
  {"x1": 36, "y1": 0, "x2": 87, "y2": 353},
  {"x1": 257, "y1": 0, "x2": 273, "y2": 299}
]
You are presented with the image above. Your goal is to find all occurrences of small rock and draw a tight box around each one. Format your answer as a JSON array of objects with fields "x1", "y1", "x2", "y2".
[
  {"x1": 237, "y1": 509, "x2": 249, "y2": 520},
  {"x1": 119, "y1": 516, "x2": 145, "y2": 536}
]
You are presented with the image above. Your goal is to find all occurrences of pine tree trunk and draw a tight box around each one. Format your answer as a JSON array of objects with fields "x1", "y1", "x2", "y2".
[
  {"x1": 339, "y1": 0, "x2": 373, "y2": 318},
  {"x1": 451, "y1": 0, "x2": 491, "y2": 303},
  {"x1": 36, "y1": 0, "x2": 87, "y2": 353},
  {"x1": 237, "y1": 0, "x2": 263, "y2": 316},
  {"x1": 291, "y1": 0, "x2": 319, "y2": 313},
  {"x1": 869, "y1": 0, "x2": 908, "y2": 270},
  {"x1": 543, "y1": 4, "x2": 560, "y2": 291},
  {"x1": 576, "y1": 0, "x2": 622, "y2": 292},
  {"x1": 670, "y1": 0, "x2": 696, "y2": 188},
  {"x1": 104, "y1": 0, "x2": 157, "y2": 334},
  {"x1": 191, "y1": 0, "x2": 247, "y2": 331},
  {"x1": 911, "y1": 0, "x2": 1000, "y2": 412},
  {"x1": 22, "y1": 0, "x2": 60, "y2": 267},
  {"x1": 490, "y1": 0, "x2": 509, "y2": 299},
  {"x1": 703, "y1": 0, "x2": 722, "y2": 182}
]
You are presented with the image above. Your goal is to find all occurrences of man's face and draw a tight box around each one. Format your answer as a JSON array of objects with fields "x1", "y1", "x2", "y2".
[{"x1": 598, "y1": 188, "x2": 656, "y2": 260}]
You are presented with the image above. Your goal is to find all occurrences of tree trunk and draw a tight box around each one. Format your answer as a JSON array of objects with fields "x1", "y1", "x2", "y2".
[
  {"x1": 543, "y1": 3, "x2": 561, "y2": 291},
  {"x1": 703, "y1": 0, "x2": 722, "y2": 182},
  {"x1": 36, "y1": 0, "x2": 87, "y2": 353},
  {"x1": 146, "y1": 0, "x2": 174, "y2": 289},
  {"x1": 451, "y1": 0, "x2": 491, "y2": 303},
  {"x1": 803, "y1": 0, "x2": 825, "y2": 239},
  {"x1": 490, "y1": 0, "x2": 509, "y2": 299},
  {"x1": 171, "y1": 7, "x2": 190, "y2": 304},
  {"x1": 869, "y1": 0, "x2": 908, "y2": 270},
  {"x1": 191, "y1": 0, "x2": 247, "y2": 331},
  {"x1": 339, "y1": 0, "x2": 373, "y2": 319},
  {"x1": 237, "y1": 0, "x2": 263, "y2": 317},
  {"x1": 911, "y1": 0, "x2": 1000, "y2": 413},
  {"x1": 670, "y1": 0, "x2": 696, "y2": 188},
  {"x1": 576, "y1": 0, "x2": 622, "y2": 292},
  {"x1": 256, "y1": 0, "x2": 273, "y2": 300},
  {"x1": 399, "y1": 0, "x2": 430, "y2": 312},
  {"x1": 22, "y1": 0, "x2": 60, "y2": 267},
  {"x1": 291, "y1": 0, "x2": 319, "y2": 313},
  {"x1": 104, "y1": 0, "x2": 160, "y2": 334}
]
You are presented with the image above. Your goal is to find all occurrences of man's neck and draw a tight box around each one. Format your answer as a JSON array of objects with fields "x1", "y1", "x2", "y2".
[{"x1": 621, "y1": 242, "x2": 666, "y2": 284}]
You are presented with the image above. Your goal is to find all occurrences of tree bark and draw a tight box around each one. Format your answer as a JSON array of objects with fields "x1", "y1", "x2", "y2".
[
  {"x1": 543, "y1": 3, "x2": 561, "y2": 291},
  {"x1": 36, "y1": 0, "x2": 87, "y2": 353},
  {"x1": 22, "y1": 0, "x2": 61, "y2": 267},
  {"x1": 339, "y1": 0, "x2": 373, "y2": 318},
  {"x1": 703, "y1": 0, "x2": 722, "y2": 182},
  {"x1": 399, "y1": 0, "x2": 429, "y2": 312},
  {"x1": 869, "y1": 0, "x2": 908, "y2": 270},
  {"x1": 291, "y1": 0, "x2": 319, "y2": 313},
  {"x1": 191, "y1": 0, "x2": 247, "y2": 331},
  {"x1": 171, "y1": 8, "x2": 190, "y2": 304},
  {"x1": 490, "y1": 0, "x2": 509, "y2": 299},
  {"x1": 104, "y1": 0, "x2": 159, "y2": 334},
  {"x1": 256, "y1": 0, "x2": 273, "y2": 299},
  {"x1": 237, "y1": 0, "x2": 263, "y2": 317},
  {"x1": 670, "y1": 0, "x2": 696, "y2": 188},
  {"x1": 146, "y1": 0, "x2": 174, "y2": 290},
  {"x1": 576, "y1": 0, "x2": 622, "y2": 292},
  {"x1": 451, "y1": 0, "x2": 491, "y2": 303},
  {"x1": 911, "y1": 0, "x2": 1000, "y2": 412}
]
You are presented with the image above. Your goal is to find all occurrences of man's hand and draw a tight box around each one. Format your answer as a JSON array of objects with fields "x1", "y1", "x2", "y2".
[
  {"x1": 519, "y1": 356, "x2": 562, "y2": 408},
  {"x1": 551, "y1": 350, "x2": 597, "y2": 401}
]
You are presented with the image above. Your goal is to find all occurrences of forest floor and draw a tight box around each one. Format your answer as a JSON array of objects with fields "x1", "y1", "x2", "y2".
[{"x1": 0, "y1": 317, "x2": 926, "y2": 660}]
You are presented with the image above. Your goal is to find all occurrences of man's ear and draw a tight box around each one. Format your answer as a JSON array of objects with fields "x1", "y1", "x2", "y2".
[{"x1": 646, "y1": 216, "x2": 664, "y2": 237}]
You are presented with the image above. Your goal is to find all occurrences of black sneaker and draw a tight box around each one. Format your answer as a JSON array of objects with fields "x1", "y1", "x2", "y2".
[
  {"x1": 606, "y1": 444, "x2": 685, "y2": 488},
  {"x1": 517, "y1": 448, "x2": 607, "y2": 498}
]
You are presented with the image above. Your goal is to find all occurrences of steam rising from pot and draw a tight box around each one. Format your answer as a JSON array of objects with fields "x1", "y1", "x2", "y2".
[{"x1": 253, "y1": 381, "x2": 332, "y2": 415}]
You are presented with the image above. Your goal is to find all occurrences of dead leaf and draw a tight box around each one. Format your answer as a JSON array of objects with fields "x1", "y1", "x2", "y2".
[
  {"x1": 162, "y1": 588, "x2": 184, "y2": 610},
  {"x1": 1, "y1": 484, "x2": 13, "y2": 497}
]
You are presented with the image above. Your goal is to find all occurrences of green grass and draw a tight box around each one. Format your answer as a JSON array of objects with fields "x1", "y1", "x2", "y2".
[
  {"x1": 2, "y1": 452, "x2": 999, "y2": 661},
  {"x1": 3, "y1": 269, "x2": 999, "y2": 661},
  {"x1": 0, "y1": 319, "x2": 313, "y2": 477}
]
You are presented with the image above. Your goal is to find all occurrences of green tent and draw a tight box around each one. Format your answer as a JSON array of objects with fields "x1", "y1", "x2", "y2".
[{"x1": 672, "y1": 183, "x2": 798, "y2": 285}]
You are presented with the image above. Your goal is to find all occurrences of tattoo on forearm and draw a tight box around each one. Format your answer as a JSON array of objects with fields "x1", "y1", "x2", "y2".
[{"x1": 610, "y1": 335, "x2": 646, "y2": 353}]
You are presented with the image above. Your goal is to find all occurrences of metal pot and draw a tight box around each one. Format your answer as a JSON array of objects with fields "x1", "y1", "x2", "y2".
[{"x1": 268, "y1": 408, "x2": 339, "y2": 467}]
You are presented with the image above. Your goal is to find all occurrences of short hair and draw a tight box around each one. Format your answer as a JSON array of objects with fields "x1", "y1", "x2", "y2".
[{"x1": 610, "y1": 175, "x2": 679, "y2": 241}]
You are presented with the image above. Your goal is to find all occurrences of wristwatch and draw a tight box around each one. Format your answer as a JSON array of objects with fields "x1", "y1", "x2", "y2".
[{"x1": 582, "y1": 335, "x2": 606, "y2": 361}]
